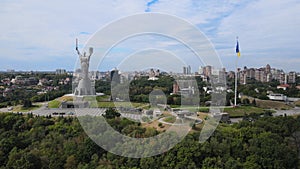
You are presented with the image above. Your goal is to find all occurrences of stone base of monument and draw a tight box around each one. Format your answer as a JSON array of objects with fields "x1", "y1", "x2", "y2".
[
  {"x1": 209, "y1": 112, "x2": 230, "y2": 123},
  {"x1": 74, "y1": 77, "x2": 95, "y2": 96},
  {"x1": 61, "y1": 101, "x2": 89, "y2": 108}
]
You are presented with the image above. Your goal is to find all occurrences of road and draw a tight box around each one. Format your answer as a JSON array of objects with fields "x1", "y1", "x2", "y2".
[
  {"x1": 31, "y1": 104, "x2": 145, "y2": 121},
  {"x1": 0, "y1": 102, "x2": 143, "y2": 121},
  {"x1": 229, "y1": 107, "x2": 300, "y2": 123},
  {"x1": 3, "y1": 101, "x2": 300, "y2": 123},
  {"x1": 273, "y1": 107, "x2": 300, "y2": 116}
]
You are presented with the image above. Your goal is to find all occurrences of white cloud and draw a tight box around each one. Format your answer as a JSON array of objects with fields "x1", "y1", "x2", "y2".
[
  {"x1": 146, "y1": 0, "x2": 240, "y2": 24},
  {"x1": 0, "y1": 0, "x2": 147, "y2": 70},
  {"x1": 0, "y1": 0, "x2": 299, "y2": 72},
  {"x1": 215, "y1": 0, "x2": 300, "y2": 71}
]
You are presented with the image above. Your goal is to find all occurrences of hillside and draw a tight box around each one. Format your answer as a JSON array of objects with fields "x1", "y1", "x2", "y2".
[{"x1": 0, "y1": 112, "x2": 299, "y2": 168}]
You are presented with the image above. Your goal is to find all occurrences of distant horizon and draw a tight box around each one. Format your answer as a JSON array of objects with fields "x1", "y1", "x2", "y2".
[{"x1": 1, "y1": 64, "x2": 298, "y2": 74}]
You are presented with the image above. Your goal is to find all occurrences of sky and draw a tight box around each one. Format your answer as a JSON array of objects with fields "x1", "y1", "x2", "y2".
[{"x1": 0, "y1": 0, "x2": 300, "y2": 73}]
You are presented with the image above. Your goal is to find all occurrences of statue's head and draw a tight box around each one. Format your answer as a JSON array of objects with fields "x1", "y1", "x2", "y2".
[{"x1": 83, "y1": 52, "x2": 86, "y2": 56}]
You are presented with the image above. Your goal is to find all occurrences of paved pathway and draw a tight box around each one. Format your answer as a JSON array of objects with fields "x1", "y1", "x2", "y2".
[
  {"x1": 273, "y1": 107, "x2": 300, "y2": 116},
  {"x1": 3, "y1": 102, "x2": 300, "y2": 123}
]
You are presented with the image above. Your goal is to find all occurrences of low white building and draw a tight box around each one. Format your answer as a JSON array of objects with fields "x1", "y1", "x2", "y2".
[{"x1": 267, "y1": 93, "x2": 287, "y2": 101}]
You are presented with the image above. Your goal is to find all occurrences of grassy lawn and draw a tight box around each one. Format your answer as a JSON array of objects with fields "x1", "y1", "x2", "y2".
[
  {"x1": 242, "y1": 96, "x2": 293, "y2": 110},
  {"x1": 198, "y1": 107, "x2": 210, "y2": 113},
  {"x1": 83, "y1": 96, "x2": 97, "y2": 101},
  {"x1": 170, "y1": 104, "x2": 180, "y2": 108},
  {"x1": 192, "y1": 113, "x2": 206, "y2": 130},
  {"x1": 96, "y1": 95, "x2": 110, "y2": 102},
  {"x1": 47, "y1": 97, "x2": 148, "y2": 109},
  {"x1": 197, "y1": 112, "x2": 209, "y2": 120},
  {"x1": 141, "y1": 116, "x2": 151, "y2": 123},
  {"x1": 48, "y1": 96, "x2": 74, "y2": 108},
  {"x1": 295, "y1": 100, "x2": 300, "y2": 107},
  {"x1": 170, "y1": 105, "x2": 200, "y2": 112},
  {"x1": 163, "y1": 116, "x2": 176, "y2": 123},
  {"x1": 142, "y1": 120, "x2": 170, "y2": 132},
  {"x1": 48, "y1": 100, "x2": 61, "y2": 108},
  {"x1": 255, "y1": 99, "x2": 293, "y2": 110},
  {"x1": 13, "y1": 104, "x2": 41, "y2": 112},
  {"x1": 224, "y1": 106, "x2": 265, "y2": 118},
  {"x1": 82, "y1": 96, "x2": 98, "y2": 108},
  {"x1": 57, "y1": 96, "x2": 73, "y2": 102},
  {"x1": 97, "y1": 101, "x2": 147, "y2": 108}
]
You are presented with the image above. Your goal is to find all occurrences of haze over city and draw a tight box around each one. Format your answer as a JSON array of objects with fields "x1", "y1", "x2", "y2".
[{"x1": 0, "y1": 0, "x2": 299, "y2": 72}]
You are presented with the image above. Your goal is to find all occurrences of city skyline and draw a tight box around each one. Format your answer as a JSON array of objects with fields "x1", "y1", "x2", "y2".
[
  {"x1": 0, "y1": 1, "x2": 300, "y2": 72},
  {"x1": 3, "y1": 63, "x2": 300, "y2": 75}
]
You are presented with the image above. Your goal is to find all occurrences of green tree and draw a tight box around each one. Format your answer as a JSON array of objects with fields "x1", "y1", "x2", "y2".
[
  {"x1": 7, "y1": 148, "x2": 42, "y2": 169},
  {"x1": 64, "y1": 155, "x2": 77, "y2": 169},
  {"x1": 22, "y1": 99, "x2": 32, "y2": 108},
  {"x1": 102, "y1": 108, "x2": 121, "y2": 119}
]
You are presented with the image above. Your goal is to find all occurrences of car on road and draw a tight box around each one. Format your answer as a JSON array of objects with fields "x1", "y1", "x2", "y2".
[{"x1": 67, "y1": 112, "x2": 74, "y2": 115}]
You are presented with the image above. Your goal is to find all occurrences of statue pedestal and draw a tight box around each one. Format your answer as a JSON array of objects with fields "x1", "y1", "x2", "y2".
[{"x1": 74, "y1": 77, "x2": 95, "y2": 96}]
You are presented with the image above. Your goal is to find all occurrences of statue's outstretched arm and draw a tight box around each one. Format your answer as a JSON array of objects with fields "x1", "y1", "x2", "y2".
[
  {"x1": 76, "y1": 48, "x2": 81, "y2": 56},
  {"x1": 88, "y1": 47, "x2": 93, "y2": 57},
  {"x1": 76, "y1": 39, "x2": 81, "y2": 56}
]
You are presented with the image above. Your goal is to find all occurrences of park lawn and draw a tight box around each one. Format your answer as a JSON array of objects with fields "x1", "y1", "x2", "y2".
[
  {"x1": 57, "y1": 96, "x2": 73, "y2": 102},
  {"x1": 83, "y1": 96, "x2": 97, "y2": 101},
  {"x1": 224, "y1": 106, "x2": 265, "y2": 118},
  {"x1": 79, "y1": 96, "x2": 98, "y2": 108},
  {"x1": 295, "y1": 100, "x2": 300, "y2": 107},
  {"x1": 197, "y1": 112, "x2": 209, "y2": 120},
  {"x1": 48, "y1": 100, "x2": 61, "y2": 108},
  {"x1": 97, "y1": 101, "x2": 147, "y2": 108},
  {"x1": 89, "y1": 101, "x2": 98, "y2": 108},
  {"x1": 96, "y1": 95, "x2": 110, "y2": 102},
  {"x1": 48, "y1": 96, "x2": 73, "y2": 108},
  {"x1": 142, "y1": 120, "x2": 171, "y2": 132},
  {"x1": 170, "y1": 104, "x2": 180, "y2": 108},
  {"x1": 255, "y1": 99, "x2": 293, "y2": 110},
  {"x1": 190, "y1": 112, "x2": 208, "y2": 131},
  {"x1": 13, "y1": 104, "x2": 41, "y2": 112},
  {"x1": 170, "y1": 105, "x2": 201, "y2": 112},
  {"x1": 163, "y1": 116, "x2": 176, "y2": 123},
  {"x1": 198, "y1": 107, "x2": 210, "y2": 113}
]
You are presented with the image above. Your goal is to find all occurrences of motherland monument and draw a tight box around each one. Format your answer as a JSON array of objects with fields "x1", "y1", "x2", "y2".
[{"x1": 74, "y1": 39, "x2": 95, "y2": 95}]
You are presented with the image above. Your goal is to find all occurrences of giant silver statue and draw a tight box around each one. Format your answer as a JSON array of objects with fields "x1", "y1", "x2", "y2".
[{"x1": 74, "y1": 39, "x2": 95, "y2": 95}]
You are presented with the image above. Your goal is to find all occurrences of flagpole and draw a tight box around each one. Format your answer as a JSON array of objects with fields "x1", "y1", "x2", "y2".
[
  {"x1": 234, "y1": 55, "x2": 238, "y2": 107},
  {"x1": 234, "y1": 36, "x2": 239, "y2": 107}
]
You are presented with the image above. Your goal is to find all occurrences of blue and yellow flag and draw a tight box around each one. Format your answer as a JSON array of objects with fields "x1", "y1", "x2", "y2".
[{"x1": 236, "y1": 40, "x2": 240, "y2": 57}]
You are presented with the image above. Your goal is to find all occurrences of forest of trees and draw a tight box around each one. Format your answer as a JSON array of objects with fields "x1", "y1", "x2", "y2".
[
  {"x1": 99, "y1": 75, "x2": 211, "y2": 106},
  {"x1": 236, "y1": 77, "x2": 300, "y2": 99},
  {"x1": 0, "y1": 74, "x2": 72, "y2": 108},
  {"x1": 0, "y1": 111, "x2": 299, "y2": 169}
]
